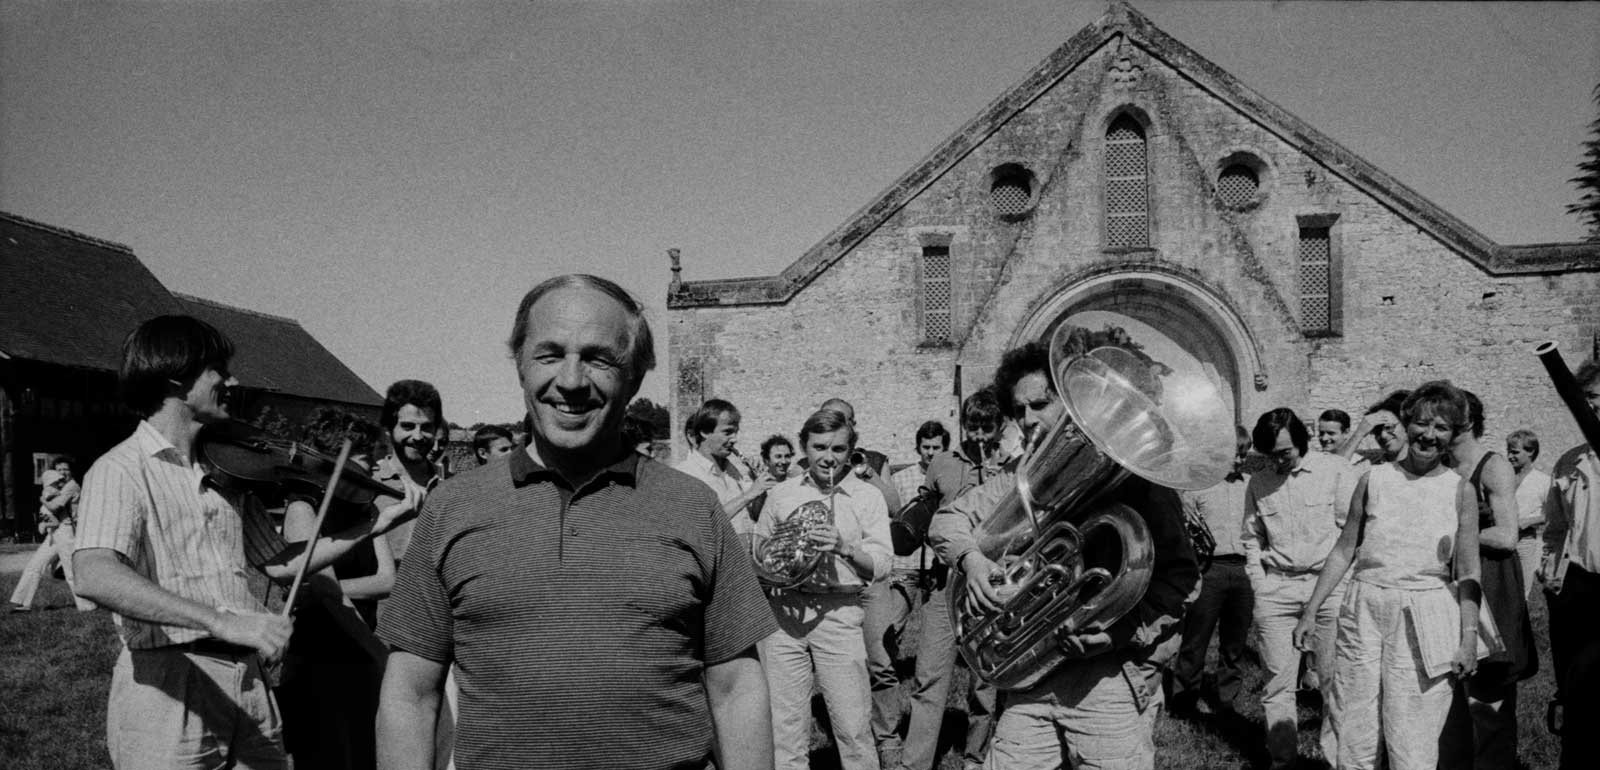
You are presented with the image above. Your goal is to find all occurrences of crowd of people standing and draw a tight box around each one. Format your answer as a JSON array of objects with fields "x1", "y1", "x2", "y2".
[{"x1": 11, "y1": 272, "x2": 1599, "y2": 770}]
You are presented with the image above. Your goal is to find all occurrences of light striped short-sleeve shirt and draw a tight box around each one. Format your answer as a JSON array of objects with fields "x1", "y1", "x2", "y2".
[{"x1": 75, "y1": 421, "x2": 287, "y2": 649}]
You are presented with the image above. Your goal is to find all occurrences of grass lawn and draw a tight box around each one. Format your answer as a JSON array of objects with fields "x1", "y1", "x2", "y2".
[
  {"x1": 0, "y1": 541, "x2": 1564, "y2": 769},
  {"x1": 1, "y1": 545, "x2": 121, "y2": 770}
]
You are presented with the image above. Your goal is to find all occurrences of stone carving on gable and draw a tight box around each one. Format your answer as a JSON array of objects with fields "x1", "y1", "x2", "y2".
[{"x1": 1108, "y1": 38, "x2": 1145, "y2": 90}]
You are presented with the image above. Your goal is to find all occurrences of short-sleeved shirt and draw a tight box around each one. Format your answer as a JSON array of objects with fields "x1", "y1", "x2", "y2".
[
  {"x1": 756, "y1": 472, "x2": 893, "y2": 592},
  {"x1": 1242, "y1": 451, "x2": 1356, "y2": 574},
  {"x1": 378, "y1": 449, "x2": 776, "y2": 770},
  {"x1": 1180, "y1": 472, "x2": 1249, "y2": 557},
  {"x1": 374, "y1": 454, "x2": 443, "y2": 563},
  {"x1": 1514, "y1": 468, "x2": 1554, "y2": 531},
  {"x1": 674, "y1": 450, "x2": 757, "y2": 535},
  {"x1": 75, "y1": 421, "x2": 287, "y2": 649}
]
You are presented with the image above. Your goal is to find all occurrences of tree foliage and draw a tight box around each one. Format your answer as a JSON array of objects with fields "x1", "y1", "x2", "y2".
[
  {"x1": 1569, "y1": 83, "x2": 1600, "y2": 241},
  {"x1": 626, "y1": 398, "x2": 671, "y2": 439},
  {"x1": 298, "y1": 406, "x2": 384, "y2": 456}
]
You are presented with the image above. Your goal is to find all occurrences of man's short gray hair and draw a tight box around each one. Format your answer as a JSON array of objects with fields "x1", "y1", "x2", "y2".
[{"x1": 507, "y1": 274, "x2": 656, "y2": 387}]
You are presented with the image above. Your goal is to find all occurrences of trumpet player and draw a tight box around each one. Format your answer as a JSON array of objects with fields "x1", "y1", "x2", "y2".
[
  {"x1": 756, "y1": 408, "x2": 894, "y2": 770},
  {"x1": 676, "y1": 399, "x2": 776, "y2": 536},
  {"x1": 929, "y1": 335, "x2": 1199, "y2": 770}
]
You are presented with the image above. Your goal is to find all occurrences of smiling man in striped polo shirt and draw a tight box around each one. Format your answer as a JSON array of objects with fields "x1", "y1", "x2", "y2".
[{"x1": 377, "y1": 274, "x2": 776, "y2": 770}]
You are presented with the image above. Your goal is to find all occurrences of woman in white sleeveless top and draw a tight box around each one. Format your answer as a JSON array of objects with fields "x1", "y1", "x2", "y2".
[{"x1": 1293, "y1": 381, "x2": 1483, "y2": 770}]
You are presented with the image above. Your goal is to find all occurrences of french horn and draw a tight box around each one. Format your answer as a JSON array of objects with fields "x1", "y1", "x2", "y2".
[
  {"x1": 951, "y1": 326, "x2": 1235, "y2": 690},
  {"x1": 752, "y1": 461, "x2": 855, "y2": 589},
  {"x1": 753, "y1": 499, "x2": 834, "y2": 588}
]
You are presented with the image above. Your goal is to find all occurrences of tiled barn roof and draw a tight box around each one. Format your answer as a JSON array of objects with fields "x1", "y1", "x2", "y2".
[
  {"x1": 0, "y1": 211, "x2": 186, "y2": 370},
  {"x1": 175, "y1": 294, "x2": 381, "y2": 408},
  {"x1": 0, "y1": 210, "x2": 379, "y2": 408}
]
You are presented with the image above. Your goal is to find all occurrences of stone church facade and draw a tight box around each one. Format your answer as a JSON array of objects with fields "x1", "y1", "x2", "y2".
[{"x1": 665, "y1": 4, "x2": 1600, "y2": 469}]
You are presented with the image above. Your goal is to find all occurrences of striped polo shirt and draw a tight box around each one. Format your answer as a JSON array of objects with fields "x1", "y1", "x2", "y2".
[
  {"x1": 75, "y1": 420, "x2": 287, "y2": 649},
  {"x1": 379, "y1": 448, "x2": 777, "y2": 770}
]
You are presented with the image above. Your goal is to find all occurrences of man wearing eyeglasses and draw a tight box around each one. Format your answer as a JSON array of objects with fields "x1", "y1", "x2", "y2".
[{"x1": 1241, "y1": 407, "x2": 1359, "y2": 770}]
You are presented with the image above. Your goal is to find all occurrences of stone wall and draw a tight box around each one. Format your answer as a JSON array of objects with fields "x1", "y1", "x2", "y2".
[{"x1": 668, "y1": 33, "x2": 1600, "y2": 472}]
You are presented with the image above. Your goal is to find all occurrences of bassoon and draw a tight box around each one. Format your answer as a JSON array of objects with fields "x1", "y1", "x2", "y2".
[
  {"x1": 1535, "y1": 341, "x2": 1600, "y2": 457},
  {"x1": 1533, "y1": 340, "x2": 1600, "y2": 738}
]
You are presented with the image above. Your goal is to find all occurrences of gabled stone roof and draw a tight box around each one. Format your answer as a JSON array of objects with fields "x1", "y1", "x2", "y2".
[{"x1": 668, "y1": 2, "x2": 1600, "y2": 309}]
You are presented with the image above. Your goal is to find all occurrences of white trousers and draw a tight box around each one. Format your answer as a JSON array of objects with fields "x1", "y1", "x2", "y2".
[
  {"x1": 8, "y1": 523, "x2": 95, "y2": 610},
  {"x1": 1252, "y1": 572, "x2": 1340, "y2": 767},
  {"x1": 1329, "y1": 581, "x2": 1455, "y2": 770},
  {"x1": 760, "y1": 592, "x2": 878, "y2": 770}
]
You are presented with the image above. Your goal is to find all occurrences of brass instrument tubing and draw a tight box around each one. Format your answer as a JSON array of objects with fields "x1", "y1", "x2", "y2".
[{"x1": 1536, "y1": 342, "x2": 1600, "y2": 458}]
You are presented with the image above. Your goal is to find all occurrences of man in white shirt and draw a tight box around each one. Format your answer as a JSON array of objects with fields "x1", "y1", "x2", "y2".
[
  {"x1": 757, "y1": 408, "x2": 893, "y2": 770},
  {"x1": 1506, "y1": 429, "x2": 1555, "y2": 599},
  {"x1": 1242, "y1": 408, "x2": 1356, "y2": 770},
  {"x1": 674, "y1": 399, "x2": 775, "y2": 536}
]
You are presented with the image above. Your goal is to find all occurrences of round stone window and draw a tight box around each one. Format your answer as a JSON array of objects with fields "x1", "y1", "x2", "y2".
[
  {"x1": 989, "y1": 164, "x2": 1038, "y2": 220},
  {"x1": 1216, "y1": 164, "x2": 1260, "y2": 209},
  {"x1": 1214, "y1": 152, "x2": 1270, "y2": 211}
]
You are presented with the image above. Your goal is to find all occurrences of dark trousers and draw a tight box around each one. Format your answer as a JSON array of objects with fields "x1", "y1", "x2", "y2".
[
  {"x1": 1548, "y1": 563, "x2": 1600, "y2": 770},
  {"x1": 1169, "y1": 558, "x2": 1253, "y2": 710},
  {"x1": 864, "y1": 573, "x2": 921, "y2": 747}
]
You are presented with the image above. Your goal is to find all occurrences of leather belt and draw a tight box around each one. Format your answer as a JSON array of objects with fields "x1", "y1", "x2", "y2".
[{"x1": 1211, "y1": 554, "x2": 1247, "y2": 565}]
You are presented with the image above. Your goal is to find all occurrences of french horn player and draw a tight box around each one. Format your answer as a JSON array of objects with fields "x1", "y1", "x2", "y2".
[
  {"x1": 929, "y1": 326, "x2": 1223, "y2": 770},
  {"x1": 752, "y1": 407, "x2": 895, "y2": 770}
]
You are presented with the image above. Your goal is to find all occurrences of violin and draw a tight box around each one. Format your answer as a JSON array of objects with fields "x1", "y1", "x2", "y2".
[{"x1": 199, "y1": 420, "x2": 400, "y2": 506}]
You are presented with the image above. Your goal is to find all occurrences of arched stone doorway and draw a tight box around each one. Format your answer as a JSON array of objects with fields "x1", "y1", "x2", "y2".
[{"x1": 1010, "y1": 270, "x2": 1262, "y2": 425}]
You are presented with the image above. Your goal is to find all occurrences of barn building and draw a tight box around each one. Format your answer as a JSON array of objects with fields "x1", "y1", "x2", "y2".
[
  {"x1": 0, "y1": 211, "x2": 381, "y2": 537},
  {"x1": 664, "y1": 2, "x2": 1600, "y2": 471}
]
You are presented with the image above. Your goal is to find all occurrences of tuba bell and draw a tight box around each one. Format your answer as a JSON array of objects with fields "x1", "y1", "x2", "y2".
[{"x1": 951, "y1": 326, "x2": 1235, "y2": 690}]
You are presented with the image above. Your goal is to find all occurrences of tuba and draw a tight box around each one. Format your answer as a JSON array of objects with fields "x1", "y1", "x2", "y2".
[{"x1": 951, "y1": 327, "x2": 1235, "y2": 690}]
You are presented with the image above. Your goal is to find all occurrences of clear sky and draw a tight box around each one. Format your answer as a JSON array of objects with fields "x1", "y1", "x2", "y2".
[{"x1": 3, "y1": 1, "x2": 1596, "y2": 425}]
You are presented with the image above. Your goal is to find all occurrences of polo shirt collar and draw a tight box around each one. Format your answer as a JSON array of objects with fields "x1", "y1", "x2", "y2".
[{"x1": 511, "y1": 445, "x2": 640, "y2": 489}]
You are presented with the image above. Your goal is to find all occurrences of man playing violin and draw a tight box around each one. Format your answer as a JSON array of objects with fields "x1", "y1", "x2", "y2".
[
  {"x1": 928, "y1": 333, "x2": 1198, "y2": 770},
  {"x1": 378, "y1": 274, "x2": 775, "y2": 770},
  {"x1": 72, "y1": 314, "x2": 425, "y2": 770}
]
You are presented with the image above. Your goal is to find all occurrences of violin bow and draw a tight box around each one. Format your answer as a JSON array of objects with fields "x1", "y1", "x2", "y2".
[{"x1": 281, "y1": 439, "x2": 353, "y2": 617}]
